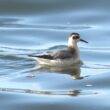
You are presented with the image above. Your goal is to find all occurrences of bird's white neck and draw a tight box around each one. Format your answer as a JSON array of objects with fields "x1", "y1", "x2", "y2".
[
  {"x1": 68, "y1": 37, "x2": 78, "y2": 48},
  {"x1": 68, "y1": 37, "x2": 80, "y2": 59}
]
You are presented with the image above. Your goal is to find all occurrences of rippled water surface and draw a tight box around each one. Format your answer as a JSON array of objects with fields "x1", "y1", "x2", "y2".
[{"x1": 0, "y1": 0, "x2": 110, "y2": 110}]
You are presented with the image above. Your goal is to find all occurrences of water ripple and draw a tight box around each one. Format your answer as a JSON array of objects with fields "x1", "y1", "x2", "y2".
[
  {"x1": 0, "y1": 88, "x2": 98, "y2": 96},
  {"x1": 0, "y1": 18, "x2": 92, "y2": 31},
  {"x1": 0, "y1": 24, "x2": 92, "y2": 31}
]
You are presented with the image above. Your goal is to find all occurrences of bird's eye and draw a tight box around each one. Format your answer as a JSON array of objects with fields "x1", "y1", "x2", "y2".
[{"x1": 73, "y1": 36, "x2": 79, "y2": 39}]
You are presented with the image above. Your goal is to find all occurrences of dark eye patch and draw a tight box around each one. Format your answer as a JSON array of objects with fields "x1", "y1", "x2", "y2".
[{"x1": 73, "y1": 36, "x2": 79, "y2": 39}]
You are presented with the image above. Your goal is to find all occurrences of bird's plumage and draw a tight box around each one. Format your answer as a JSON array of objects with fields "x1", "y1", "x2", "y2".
[
  {"x1": 52, "y1": 48, "x2": 76, "y2": 59},
  {"x1": 29, "y1": 33, "x2": 88, "y2": 66}
]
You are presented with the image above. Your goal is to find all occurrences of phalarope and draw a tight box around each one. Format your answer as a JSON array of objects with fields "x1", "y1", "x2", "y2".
[{"x1": 30, "y1": 33, "x2": 88, "y2": 67}]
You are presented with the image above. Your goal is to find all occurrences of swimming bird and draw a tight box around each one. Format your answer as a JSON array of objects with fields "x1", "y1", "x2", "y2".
[{"x1": 30, "y1": 33, "x2": 88, "y2": 67}]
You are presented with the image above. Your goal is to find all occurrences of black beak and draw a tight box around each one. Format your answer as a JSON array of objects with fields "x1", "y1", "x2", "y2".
[{"x1": 80, "y1": 39, "x2": 88, "y2": 43}]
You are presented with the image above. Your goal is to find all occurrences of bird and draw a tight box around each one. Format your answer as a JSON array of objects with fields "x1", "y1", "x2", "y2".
[{"x1": 29, "y1": 33, "x2": 88, "y2": 67}]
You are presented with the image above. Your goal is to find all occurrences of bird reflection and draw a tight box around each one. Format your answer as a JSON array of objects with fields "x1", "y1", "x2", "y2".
[
  {"x1": 0, "y1": 88, "x2": 97, "y2": 97},
  {"x1": 31, "y1": 89, "x2": 80, "y2": 96},
  {"x1": 29, "y1": 63, "x2": 84, "y2": 80},
  {"x1": 0, "y1": 87, "x2": 80, "y2": 96}
]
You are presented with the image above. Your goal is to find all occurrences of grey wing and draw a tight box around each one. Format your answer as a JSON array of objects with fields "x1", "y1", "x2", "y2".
[{"x1": 52, "y1": 50, "x2": 73, "y2": 59}]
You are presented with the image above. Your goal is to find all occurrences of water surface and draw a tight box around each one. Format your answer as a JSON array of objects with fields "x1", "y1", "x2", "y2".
[{"x1": 0, "y1": 0, "x2": 110, "y2": 110}]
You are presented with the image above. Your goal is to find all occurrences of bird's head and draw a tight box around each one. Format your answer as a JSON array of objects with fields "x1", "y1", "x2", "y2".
[{"x1": 68, "y1": 33, "x2": 88, "y2": 48}]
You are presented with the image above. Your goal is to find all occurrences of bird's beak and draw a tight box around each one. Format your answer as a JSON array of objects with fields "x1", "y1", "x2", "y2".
[{"x1": 80, "y1": 39, "x2": 88, "y2": 43}]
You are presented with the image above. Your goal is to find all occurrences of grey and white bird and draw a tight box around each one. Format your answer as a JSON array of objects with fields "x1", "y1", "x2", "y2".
[{"x1": 30, "y1": 33, "x2": 88, "y2": 67}]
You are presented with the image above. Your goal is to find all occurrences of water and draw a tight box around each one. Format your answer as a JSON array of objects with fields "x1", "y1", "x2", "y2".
[{"x1": 0, "y1": 0, "x2": 110, "y2": 110}]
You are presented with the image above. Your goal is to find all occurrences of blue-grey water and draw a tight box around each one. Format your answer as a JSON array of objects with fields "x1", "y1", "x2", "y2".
[{"x1": 0, "y1": 0, "x2": 110, "y2": 110}]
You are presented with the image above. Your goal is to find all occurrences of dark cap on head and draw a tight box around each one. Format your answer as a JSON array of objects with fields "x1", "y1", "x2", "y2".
[
  {"x1": 70, "y1": 32, "x2": 80, "y2": 36},
  {"x1": 70, "y1": 32, "x2": 80, "y2": 40}
]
